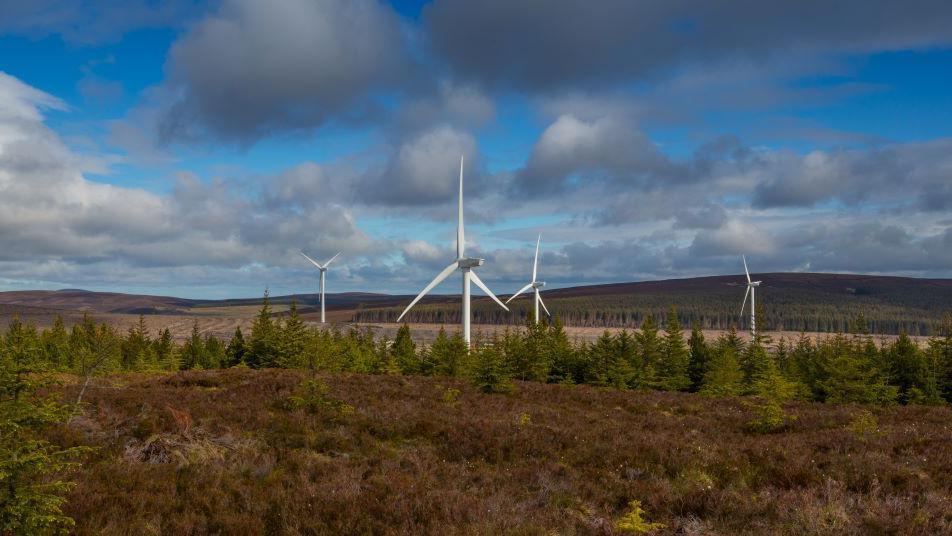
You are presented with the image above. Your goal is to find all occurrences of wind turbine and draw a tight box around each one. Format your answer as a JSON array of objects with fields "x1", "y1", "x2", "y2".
[
  {"x1": 740, "y1": 255, "x2": 761, "y2": 336},
  {"x1": 300, "y1": 250, "x2": 341, "y2": 324},
  {"x1": 505, "y1": 235, "x2": 550, "y2": 324},
  {"x1": 396, "y1": 155, "x2": 509, "y2": 346}
]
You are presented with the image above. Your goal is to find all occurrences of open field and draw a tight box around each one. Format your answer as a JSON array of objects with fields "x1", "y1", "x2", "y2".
[{"x1": 51, "y1": 368, "x2": 952, "y2": 535}]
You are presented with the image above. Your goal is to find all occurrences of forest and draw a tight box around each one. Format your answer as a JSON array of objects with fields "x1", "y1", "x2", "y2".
[
  {"x1": 2, "y1": 293, "x2": 952, "y2": 532},
  {"x1": 352, "y1": 273, "x2": 952, "y2": 335}
]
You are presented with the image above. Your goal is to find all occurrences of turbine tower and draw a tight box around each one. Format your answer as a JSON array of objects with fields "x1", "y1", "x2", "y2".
[
  {"x1": 505, "y1": 235, "x2": 550, "y2": 324},
  {"x1": 300, "y1": 250, "x2": 341, "y2": 324},
  {"x1": 740, "y1": 255, "x2": 761, "y2": 336},
  {"x1": 396, "y1": 155, "x2": 509, "y2": 346}
]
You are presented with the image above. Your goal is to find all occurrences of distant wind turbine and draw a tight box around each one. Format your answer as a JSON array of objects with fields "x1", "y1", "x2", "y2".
[
  {"x1": 505, "y1": 235, "x2": 550, "y2": 324},
  {"x1": 396, "y1": 155, "x2": 509, "y2": 346},
  {"x1": 300, "y1": 250, "x2": 341, "y2": 324},
  {"x1": 740, "y1": 255, "x2": 761, "y2": 336}
]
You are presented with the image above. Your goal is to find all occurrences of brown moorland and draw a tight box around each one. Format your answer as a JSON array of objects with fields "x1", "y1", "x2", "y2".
[{"x1": 50, "y1": 368, "x2": 952, "y2": 535}]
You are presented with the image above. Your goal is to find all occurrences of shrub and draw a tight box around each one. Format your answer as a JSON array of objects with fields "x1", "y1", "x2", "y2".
[
  {"x1": 615, "y1": 500, "x2": 664, "y2": 533},
  {"x1": 745, "y1": 400, "x2": 795, "y2": 434},
  {"x1": 287, "y1": 379, "x2": 354, "y2": 417}
]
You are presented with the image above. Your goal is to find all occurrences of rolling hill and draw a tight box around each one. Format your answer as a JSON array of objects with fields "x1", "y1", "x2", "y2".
[{"x1": 1, "y1": 272, "x2": 950, "y2": 335}]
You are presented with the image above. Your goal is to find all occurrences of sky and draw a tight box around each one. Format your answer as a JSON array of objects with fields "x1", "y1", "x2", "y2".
[{"x1": 0, "y1": 0, "x2": 951, "y2": 299}]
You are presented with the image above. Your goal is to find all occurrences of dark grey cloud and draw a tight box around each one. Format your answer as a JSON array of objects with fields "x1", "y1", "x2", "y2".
[
  {"x1": 424, "y1": 0, "x2": 952, "y2": 90},
  {"x1": 158, "y1": 0, "x2": 410, "y2": 144}
]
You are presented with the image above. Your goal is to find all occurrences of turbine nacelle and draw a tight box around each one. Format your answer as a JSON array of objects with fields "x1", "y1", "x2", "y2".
[
  {"x1": 532, "y1": 281, "x2": 545, "y2": 289},
  {"x1": 457, "y1": 257, "x2": 484, "y2": 269}
]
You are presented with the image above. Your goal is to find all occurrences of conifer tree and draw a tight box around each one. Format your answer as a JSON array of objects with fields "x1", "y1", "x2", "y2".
[
  {"x1": 687, "y1": 323, "x2": 710, "y2": 392},
  {"x1": 546, "y1": 316, "x2": 578, "y2": 384},
  {"x1": 634, "y1": 315, "x2": 661, "y2": 388},
  {"x1": 179, "y1": 322, "x2": 206, "y2": 370},
  {"x1": 39, "y1": 316, "x2": 70, "y2": 370},
  {"x1": 247, "y1": 290, "x2": 279, "y2": 369},
  {"x1": 471, "y1": 337, "x2": 512, "y2": 393},
  {"x1": 224, "y1": 326, "x2": 246, "y2": 367},
  {"x1": 885, "y1": 331, "x2": 932, "y2": 404},
  {"x1": 929, "y1": 313, "x2": 952, "y2": 403},
  {"x1": 391, "y1": 324, "x2": 417, "y2": 374},
  {"x1": 0, "y1": 317, "x2": 88, "y2": 532},
  {"x1": 430, "y1": 327, "x2": 466, "y2": 377},
  {"x1": 153, "y1": 328, "x2": 176, "y2": 371},
  {"x1": 203, "y1": 335, "x2": 225, "y2": 369},
  {"x1": 658, "y1": 308, "x2": 690, "y2": 391},
  {"x1": 700, "y1": 346, "x2": 743, "y2": 397},
  {"x1": 278, "y1": 301, "x2": 309, "y2": 368}
]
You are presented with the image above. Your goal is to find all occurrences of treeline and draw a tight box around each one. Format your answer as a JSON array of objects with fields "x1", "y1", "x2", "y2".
[
  {"x1": 352, "y1": 290, "x2": 949, "y2": 335},
  {"x1": 6, "y1": 294, "x2": 952, "y2": 408}
]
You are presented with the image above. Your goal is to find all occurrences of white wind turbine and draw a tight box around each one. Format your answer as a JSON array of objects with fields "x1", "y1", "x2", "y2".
[
  {"x1": 300, "y1": 250, "x2": 341, "y2": 324},
  {"x1": 740, "y1": 255, "x2": 762, "y2": 336},
  {"x1": 396, "y1": 155, "x2": 509, "y2": 346},
  {"x1": 505, "y1": 235, "x2": 550, "y2": 324}
]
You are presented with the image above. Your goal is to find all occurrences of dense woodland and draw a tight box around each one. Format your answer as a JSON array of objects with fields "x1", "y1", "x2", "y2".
[
  {"x1": 3, "y1": 292, "x2": 952, "y2": 531},
  {"x1": 352, "y1": 274, "x2": 952, "y2": 335}
]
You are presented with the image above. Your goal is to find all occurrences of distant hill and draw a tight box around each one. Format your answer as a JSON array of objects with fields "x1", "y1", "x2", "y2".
[
  {"x1": 1, "y1": 272, "x2": 950, "y2": 335},
  {"x1": 352, "y1": 273, "x2": 952, "y2": 336}
]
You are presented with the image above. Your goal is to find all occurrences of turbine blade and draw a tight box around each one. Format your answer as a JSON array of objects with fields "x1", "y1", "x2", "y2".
[
  {"x1": 505, "y1": 283, "x2": 533, "y2": 304},
  {"x1": 299, "y1": 251, "x2": 324, "y2": 270},
  {"x1": 743, "y1": 255, "x2": 751, "y2": 283},
  {"x1": 323, "y1": 252, "x2": 342, "y2": 268},
  {"x1": 740, "y1": 285, "x2": 750, "y2": 315},
  {"x1": 396, "y1": 262, "x2": 458, "y2": 322},
  {"x1": 457, "y1": 155, "x2": 465, "y2": 259},
  {"x1": 470, "y1": 271, "x2": 509, "y2": 311},
  {"x1": 538, "y1": 294, "x2": 551, "y2": 317},
  {"x1": 532, "y1": 234, "x2": 540, "y2": 282}
]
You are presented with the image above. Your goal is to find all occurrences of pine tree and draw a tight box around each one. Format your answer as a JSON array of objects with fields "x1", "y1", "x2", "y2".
[
  {"x1": 39, "y1": 316, "x2": 70, "y2": 370},
  {"x1": 179, "y1": 322, "x2": 206, "y2": 370},
  {"x1": 247, "y1": 290, "x2": 279, "y2": 369},
  {"x1": 224, "y1": 327, "x2": 246, "y2": 368},
  {"x1": 929, "y1": 313, "x2": 952, "y2": 403},
  {"x1": 278, "y1": 301, "x2": 309, "y2": 368},
  {"x1": 700, "y1": 346, "x2": 743, "y2": 397},
  {"x1": 587, "y1": 331, "x2": 630, "y2": 388},
  {"x1": 203, "y1": 335, "x2": 225, "y2": 369},
  {"x1": 0, "y1": 317, "x2": 89, "y2": 532},
  {"x1": 153, "y1": 328, "x2": 176, "y2": 371},
  {"x1": 687, "y1": 323, "x2": 710, "y2": 392},
  {"x1": 634, "y1": 315, "x2": 661, "y2": 389},
  {"x1": 391, "y1": 324, "x2": 417, "y2": 374},
  {"x1": 885, "y1": 331, "x2": 935, "y2": 404},
  {"x1": 546, "y1": 316, "x2": 578, "y2": 384},
  {"x1": 430, "y1": 327, "x2": 466, "y2": 377},
  {"x1": 471, "y1": 337, "x2": 512, "y2": 393},
  {"x1": 657, "y1": 308, "x2": 690, "y2": 391}
]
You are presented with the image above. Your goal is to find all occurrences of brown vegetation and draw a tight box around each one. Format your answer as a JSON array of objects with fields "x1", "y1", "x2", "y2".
[{"x1": 50, "y1": 369, "x2": 952, "y2": 535}]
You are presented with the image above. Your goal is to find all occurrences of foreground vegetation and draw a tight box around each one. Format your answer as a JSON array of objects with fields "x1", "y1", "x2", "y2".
[
  {"x1": 46, "y1": 370, "x2": 952, "y2": 533},
  {"x1": 2, "y1": 293, "x2": 952, "y2": 532}
]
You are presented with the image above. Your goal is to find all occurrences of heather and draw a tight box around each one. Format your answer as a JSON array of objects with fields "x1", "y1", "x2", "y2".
[
  {"x1": 3, "y1": 295, "x2": 952, "y2": 533},
  {"x1": 50, "y1": 369, "x2": 952, "y2": 534}
]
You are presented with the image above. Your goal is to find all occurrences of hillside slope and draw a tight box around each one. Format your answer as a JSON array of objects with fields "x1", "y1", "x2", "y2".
[
  {"x1": 53, "y1": 369, "x2": 952, "y2": 535},
  {"x1": 354, "y1": 273, "x2": 952, "y2": 335}
]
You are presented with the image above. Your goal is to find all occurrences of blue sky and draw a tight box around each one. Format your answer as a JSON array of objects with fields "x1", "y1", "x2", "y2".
[{"x1": 0, "y1": 0, "x2": 950, "y2": 299}]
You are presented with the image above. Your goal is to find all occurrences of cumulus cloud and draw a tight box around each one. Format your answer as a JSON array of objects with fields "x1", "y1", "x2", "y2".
[
  {"x1": 0, "y1": 72, "x2": 378, "y2": 292},
  {"x1": 361, "y1": 125, "x2": 481, "y2": 206},
  {"x1": 158, "y1": 0, "x2": 410, "y2": 143},
  {"x1": 515, "y1": 115, "x2": 678, "y2": 194}
]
